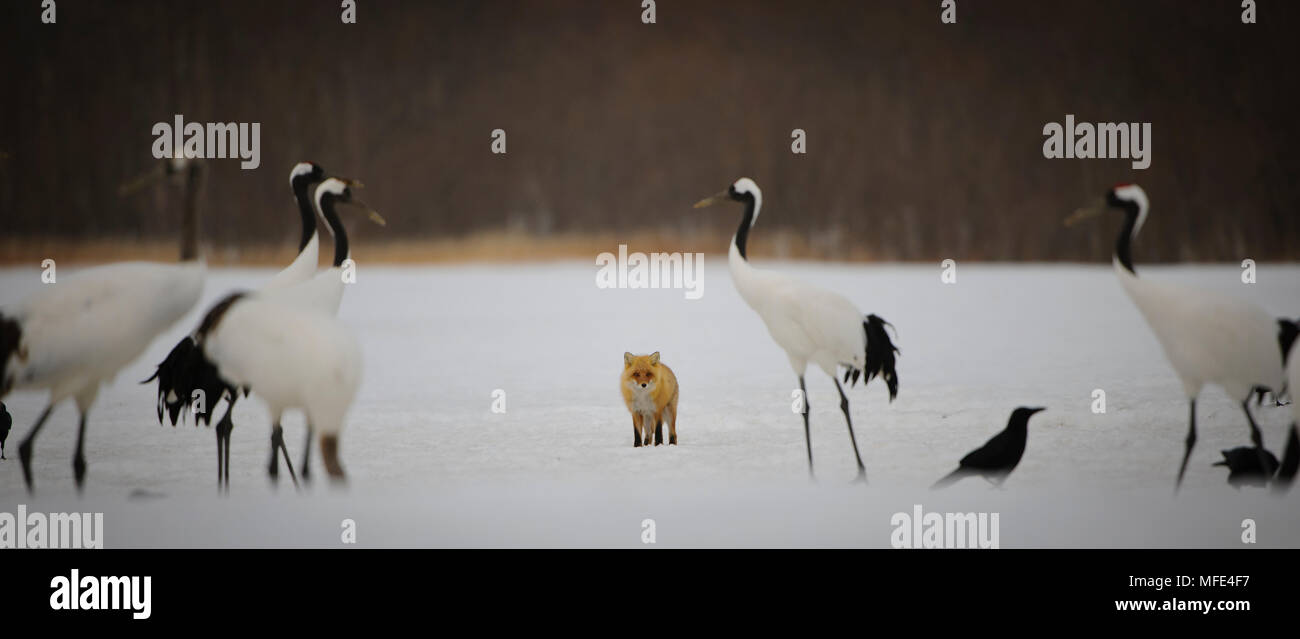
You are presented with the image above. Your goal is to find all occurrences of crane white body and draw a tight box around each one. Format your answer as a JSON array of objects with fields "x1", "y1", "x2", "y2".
[
  {"x1": 1071, "y1": 183, "x2": 1287, "y2": 489},
  {"x1": 5, "y1": 153, "x2": 207, "y2": 491},
  {"x1": 729, "y1": 242, "x2": 868, "y2": 379},
  {"x1": 1115, "y1": 260, "x2": 1284, "y2": 401},
  {"x1": 203, "y1": 297, "x2": 360, "y2": 443},
  {"x1": 241, "y1": 178, "x2": 369, "y2": 481},
  {"x1": 4, "y1": 261, "x2": 203, "y2": 404},
  {"x1": 263, "y1": 258, "x2": 345, "y2": 316}
]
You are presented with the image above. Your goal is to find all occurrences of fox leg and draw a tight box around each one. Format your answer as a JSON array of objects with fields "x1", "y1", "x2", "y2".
[
  {"x1": 632, "y1": 413, "x2": 643, "y2": 448},
  {"x1": 653, "y1": 412, "x2": 663, "y2": 446},
  {"x1": 666, "y1": 402, "x2": 677, "y2": 445}
]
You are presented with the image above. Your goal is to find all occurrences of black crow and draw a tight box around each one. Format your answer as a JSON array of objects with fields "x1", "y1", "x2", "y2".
[
  {"x1": 1213, "y1": 446, "x2": 1279, "y2": 488},
  {"x1": 932, "y1": 407, "x2": 1045, "y2": 489}
]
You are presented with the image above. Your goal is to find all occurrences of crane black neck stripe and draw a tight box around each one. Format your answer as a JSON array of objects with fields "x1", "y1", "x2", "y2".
[
  {"x1": 319, "y1": 194, "x2": 349, "y2": 267},
  {"x1": 733, "y1": 195, "x2": 756, "y2": 260},
  {"x1": 197, "y1": 292, "x2": 247, "y2": 339},
  {"x1": 291, "y1": 179, "x2": 318, "y2": 252},
  {"x1": 1114, "y1": 201, "x2": 1140, "y2": 274}
]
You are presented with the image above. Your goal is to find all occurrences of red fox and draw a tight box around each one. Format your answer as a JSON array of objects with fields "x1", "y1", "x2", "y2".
[{"x1": 621, "y1": 351, "x2": 679, "y2": 447}]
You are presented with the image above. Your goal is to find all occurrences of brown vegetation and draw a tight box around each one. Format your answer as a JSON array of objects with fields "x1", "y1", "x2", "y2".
[{"x1": 1, "y1": 0, "x2": 1296, "y2": 265}]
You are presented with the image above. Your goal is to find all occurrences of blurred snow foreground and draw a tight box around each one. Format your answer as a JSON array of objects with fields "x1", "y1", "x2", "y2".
[{"x1": 1, "y1": 261, "x2": 1297, "y2": 548}]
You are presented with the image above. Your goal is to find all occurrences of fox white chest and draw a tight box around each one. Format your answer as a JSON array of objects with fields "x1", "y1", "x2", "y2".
[{"x1": 627, "y1": 383, "x2": 657, "y2": 416}]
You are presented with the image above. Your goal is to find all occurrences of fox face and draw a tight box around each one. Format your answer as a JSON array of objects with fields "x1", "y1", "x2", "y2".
[{"x1": 624, "y1": 351, "x2": 662, "y2": 394}]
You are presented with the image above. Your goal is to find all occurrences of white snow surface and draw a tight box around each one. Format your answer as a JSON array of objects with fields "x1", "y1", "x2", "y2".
[{"x1": 1, "y1": 261, "x2": 1298, "y2": 548}]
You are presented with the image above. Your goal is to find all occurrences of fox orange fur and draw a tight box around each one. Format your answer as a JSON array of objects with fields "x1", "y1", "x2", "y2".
[{"x1": 621, "y1": 351, "x2": 679, "y2": 447}]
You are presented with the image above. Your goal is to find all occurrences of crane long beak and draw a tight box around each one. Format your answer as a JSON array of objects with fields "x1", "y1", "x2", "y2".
[
  {"x1": 1064, "y1": 199, "x2": 1106, "y2": 227},
  {"x1": 693, "y1": 190, "x2": 729, "y2": 209},
  {"x1": 118, "y1": 165, "x2": 166, "y2": 197},
  {"x1": 345, "y1": 198, "x2": 386, "y2": 226},
  {"x1": 340, "y1": 177, "x2": 365, "y2": 189}
]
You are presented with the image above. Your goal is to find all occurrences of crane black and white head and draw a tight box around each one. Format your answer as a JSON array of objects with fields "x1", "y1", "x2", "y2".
[
  {"x1": 312, "y1": 177, "x2": 386, "y2": 266},
  {"x1": 1066, "y1": 183, "x2": 1150, "y2": 272},
  {"x1": 314, "y1": 178, "x2": 386, "y2": 232},
  {"x1": 694, "y1": 178, "x2": 764, "y2": 258},
  {"x1": 694, "y1": 177, "x2": 762, "y2": 218},
  {"x1": 1067, "y1": 183, "x2": 1148, "y2": 229},
  {"x1": 286, "y1": 162, "x2": 330, "y2": 251},
  {"x1": 290, "y1": 162, "x2": 327, "y2": 192},
  {"x1": 1107, "y1": 183, "x2": 1148, "y2": 237}
]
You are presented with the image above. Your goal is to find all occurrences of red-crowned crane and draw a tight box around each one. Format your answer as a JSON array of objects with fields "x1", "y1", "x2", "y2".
[
  {"x1": 694, "y1": 178, "x2": 898, "y2": 482},
  {"x1": 1067, "y1": 184, "x2": 1287, "y2": 490},
  {"x1": 150, "y1": 178, "x2": 381, "y2": 489},
  {"x1": 3, "y1": 157, "x2": 206, "y2": 492}
]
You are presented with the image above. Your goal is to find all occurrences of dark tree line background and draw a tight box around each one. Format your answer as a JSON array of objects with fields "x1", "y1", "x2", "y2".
[{"x1": 1, "y1": 0, "x2": 1297, "y2": 262}]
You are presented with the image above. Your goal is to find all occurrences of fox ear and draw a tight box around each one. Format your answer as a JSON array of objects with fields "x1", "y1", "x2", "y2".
[
  {"x1": 624, "y1": 352, "x2": 633, "y2": 367},
  {"x1": 649, "y1": 352, "x2": 660, "y2": 365}
]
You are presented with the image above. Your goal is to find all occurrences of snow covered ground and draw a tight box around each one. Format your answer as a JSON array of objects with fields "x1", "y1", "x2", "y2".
[{"x1": 1, "y1": 261, "x2": 1298, "y2": 548}]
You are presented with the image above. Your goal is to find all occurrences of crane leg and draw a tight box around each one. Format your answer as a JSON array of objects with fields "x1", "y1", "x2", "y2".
[
  {"x1": 1175, "y1": 400, "x2": 1197, "y2": 493},
  {"x1": 214, "y1": 400, "x2": 234, "y2": 493},
  {"x1": 301, "y1": 424, "x2": 313, "y2": 482},
  {"x1": 1241, "y1": 401, "x2": 1273, "y2": 476},
  {"x1": 222, "y1": 396, "x2": 238, "y2": 492},
  {"x1": 269, "y1": 421, "x2": 299, "y2": 489},
  {"x1": 17, "y1": 404, "x2": 55, "y2": 493},
  {"x1": 799, "y1": 376, "x2": 814, "y2": 479},
  {"x1": 834, "y1": 378, "x2": 867, "y2": 483},
  {"x1": 268, "y1": 423, "x2": 282, "y2": 482},
  {"x1": 72, "y1": 412, "x2": 88, "y2": 492},
  {"x1": 215, "y1": 420, "x2": 224, "y2": 488},
  {"x1": 221, "y1": 422, "x2": 232, "y2": 492}
]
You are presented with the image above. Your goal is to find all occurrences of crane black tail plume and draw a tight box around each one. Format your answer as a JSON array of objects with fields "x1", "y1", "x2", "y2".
[
  {"x1": 144, "y1": 336, "x2": 232, "y2": 427},
  {"x1": 1279, "y1": 318, "x2": 1299, "y2": 367},
  {"x1": 862, "y1": 314, "x2": 899, "y2": 401},
  {"x1": 0, "y1": 313, "x2": 20, "y2": 396},
  {"x1": 931, "y1": 468, "x2": 965, "y2": 490},
  {"x1": 144, "y1": 337, "x2": 198, "y2": 425}
]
